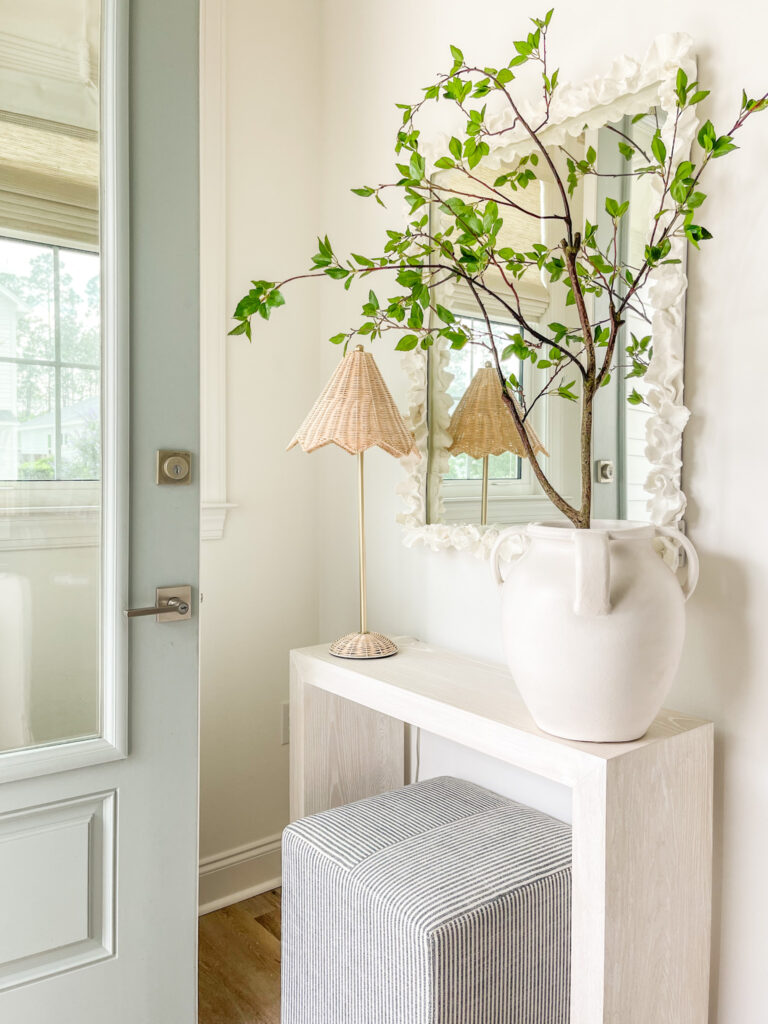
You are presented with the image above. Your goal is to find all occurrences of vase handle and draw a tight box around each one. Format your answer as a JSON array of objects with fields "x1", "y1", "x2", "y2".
[
  {"x1": 573, "y1": 529, "x2": 612, "y2": 616},
  {"x1": 490, "y1": 525, "x2": 530, "y2": 586},
  {"x1": 656, "y1": 525, "x2": 700, "y2": 602}
]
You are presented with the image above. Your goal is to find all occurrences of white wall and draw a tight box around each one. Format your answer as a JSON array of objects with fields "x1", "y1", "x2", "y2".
[
  {"x1": 198, "y1": 0, "x2": 323, "y2": 910},
  {"x1": 316, "y1": 4, "x2": 768, "y2": 1022},
  {"x1": 208, "y1": 1, "x2": 768, "y2": 1019}
]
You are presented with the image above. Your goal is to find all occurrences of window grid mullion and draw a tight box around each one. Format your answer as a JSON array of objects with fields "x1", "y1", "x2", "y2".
[{"x1": 53, "y1": 245, "x2": 62, "y2": 479}]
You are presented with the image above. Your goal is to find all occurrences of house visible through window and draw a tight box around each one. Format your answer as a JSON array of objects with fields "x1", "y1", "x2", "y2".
[{"x1": 0, "y1": 235, "x2": 100, "y2": 482}]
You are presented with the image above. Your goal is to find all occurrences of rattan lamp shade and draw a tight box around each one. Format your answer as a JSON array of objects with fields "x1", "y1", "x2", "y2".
[
  {"x1": 289, "y1": 346, "x2": 415, "y2": 661},
  {"x1": 288, "y1": 346, "x2": 416, "y2": 457},
  {"x1": 447, "y1": 364, "x2": 548, "y2": 459}
]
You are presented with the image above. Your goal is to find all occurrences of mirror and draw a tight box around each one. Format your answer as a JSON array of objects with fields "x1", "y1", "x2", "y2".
[
  {"x1": 0, "y1": 0, "x2": 102, "y2": 753},
  {"x1": 426, "y1": 114, "x2": 660, "y2": 527},
  {"x1": 398, "y1": 38, "x2": 694, "y2": 553}
]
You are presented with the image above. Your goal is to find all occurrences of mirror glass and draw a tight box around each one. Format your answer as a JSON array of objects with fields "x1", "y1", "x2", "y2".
[
  {"x1": 0, "y1": 0, "x2": 102, "y2": 752},
  {"x1": 426, "y1": 109, "x2": 662, "y2": 527}
]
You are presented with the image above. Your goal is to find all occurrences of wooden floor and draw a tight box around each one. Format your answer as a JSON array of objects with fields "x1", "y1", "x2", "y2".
[{"x1": 198, "y1": 888, "x2": 282, "y2": 1024}]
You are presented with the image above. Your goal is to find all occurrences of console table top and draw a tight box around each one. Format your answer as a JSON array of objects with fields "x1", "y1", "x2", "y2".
[{"x1": 292, "y1": 637, "x2": 711, "y2": 784}]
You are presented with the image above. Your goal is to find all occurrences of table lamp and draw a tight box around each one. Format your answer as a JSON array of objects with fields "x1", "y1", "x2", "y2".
[
  {"x1": 447, "y1": 362, "x2": 548, "y2": 525},
  {"x1": 288, "y1": 345, "x2": 417, "y2": 659}
]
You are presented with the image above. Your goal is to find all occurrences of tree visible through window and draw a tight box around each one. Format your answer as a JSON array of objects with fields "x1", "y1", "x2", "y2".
[{"x1": 0, "y1": 236, "x2": 100, "y2": 481}]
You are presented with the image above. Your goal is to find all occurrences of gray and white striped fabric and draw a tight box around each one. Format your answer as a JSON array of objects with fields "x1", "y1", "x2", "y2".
[{"x1": 282, "y1": 776, "x2": 571, "y2": 1024}]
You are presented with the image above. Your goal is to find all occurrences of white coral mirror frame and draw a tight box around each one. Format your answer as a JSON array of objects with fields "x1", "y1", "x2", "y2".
[{"x1": 397, "y1": 34, "x2": 696, "y2": 559}]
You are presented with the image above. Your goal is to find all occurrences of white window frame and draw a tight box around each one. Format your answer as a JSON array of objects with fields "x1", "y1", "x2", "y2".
[
  {"x1": 0, "y1": 237, "x2": 102, "y2": 551},
  {"x1": 0, "y1": 0, "x2": 129, "y2": 782}
]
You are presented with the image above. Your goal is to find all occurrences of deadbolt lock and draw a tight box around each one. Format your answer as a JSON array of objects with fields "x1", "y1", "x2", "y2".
[
  {"x1": 596, "y1": 459, "x2": 615, "y2": 484},
  {"x1": 157, "y1": 450, "x2": 192, "y2": 485}
]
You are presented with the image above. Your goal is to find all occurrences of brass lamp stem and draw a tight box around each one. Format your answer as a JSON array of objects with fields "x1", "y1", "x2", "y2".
[
  {"x1": 358, "y1": 451, "x2": 367, "y2": 634},
  {"x1": 481, "y1": 455, "x2": 489, "y2": 527}
]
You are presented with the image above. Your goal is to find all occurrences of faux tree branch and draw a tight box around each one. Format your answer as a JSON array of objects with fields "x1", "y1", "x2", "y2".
[
  {"x1": 467, "y1": 277, "x2": 579, "y2": 523},
  {"x1": 231, "y1": 18, "x2": 768, "y2": 529}
]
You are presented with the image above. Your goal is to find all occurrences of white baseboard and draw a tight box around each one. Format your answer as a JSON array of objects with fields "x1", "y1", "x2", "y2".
[{"x1": 198, "y1": 832, "x2": 282, "y2": 916}]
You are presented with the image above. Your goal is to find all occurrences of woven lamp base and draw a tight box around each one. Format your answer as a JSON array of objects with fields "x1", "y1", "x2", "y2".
[{"x1": 329, "y1": 632, "x2": 398, "y2": 660}]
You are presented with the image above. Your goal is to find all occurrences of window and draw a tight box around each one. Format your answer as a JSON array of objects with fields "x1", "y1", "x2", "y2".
[
  {"x1": 444, "y1": 315, "x2": 524, "y2": 483},
  {"x1": 0, "y1": 236, "x2": 100, "y2": 482}
]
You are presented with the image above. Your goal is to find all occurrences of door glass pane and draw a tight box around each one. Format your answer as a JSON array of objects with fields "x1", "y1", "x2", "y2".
[{"x1": 0, "y1": 0, "x2": 101, "y2": 753}]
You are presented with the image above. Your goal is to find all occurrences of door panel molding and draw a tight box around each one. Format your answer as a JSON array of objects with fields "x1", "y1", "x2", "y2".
[{"x1": 0, "y1": 790, "x2": 116, "y2": 991}]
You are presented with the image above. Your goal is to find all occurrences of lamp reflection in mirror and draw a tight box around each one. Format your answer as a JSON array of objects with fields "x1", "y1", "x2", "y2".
[
  {"x1": 447, "y1": 363, "x2": 548, "y2": 526},
  {"x1": 288, "y1": 345, "x2": 417, "y2": 659}
]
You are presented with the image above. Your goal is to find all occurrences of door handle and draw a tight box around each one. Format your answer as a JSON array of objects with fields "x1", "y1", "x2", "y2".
[{"x1": 125, "y1": 585, "x2": 193, "y2": 621}]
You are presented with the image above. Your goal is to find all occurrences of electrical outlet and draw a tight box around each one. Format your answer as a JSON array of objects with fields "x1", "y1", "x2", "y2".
[{"x1": 281, "y1": 701, "x2": 290, "y2": 745}]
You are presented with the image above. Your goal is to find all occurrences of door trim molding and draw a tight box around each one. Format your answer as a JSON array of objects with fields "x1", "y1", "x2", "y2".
[
  {"x1": 0, "y1": 0, "x2": 129, "y2": 784},
  {"x1": 199, "y1": 0, "x2": 235, "y2": 541}
]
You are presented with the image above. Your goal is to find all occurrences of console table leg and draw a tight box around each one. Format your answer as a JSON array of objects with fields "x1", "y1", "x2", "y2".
[
  {"x1": 571, "y1": 724, "x2": 714, "y2": 1023},
  {"x1": 290, "y1": 674, "x2": 405, "y2": 821}
]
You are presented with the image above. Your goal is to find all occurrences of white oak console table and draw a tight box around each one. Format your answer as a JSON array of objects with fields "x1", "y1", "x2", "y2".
[{"x1": 289, "y1": 638, "x2": 713, "y2": 1024}]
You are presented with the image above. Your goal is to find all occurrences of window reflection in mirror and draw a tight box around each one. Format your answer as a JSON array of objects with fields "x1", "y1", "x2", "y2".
[
  {"x1": 0, "y1": 0, "x2": 102, "y2": 753},
  {"x1": 426, "y1": 111, "x2": 660, "y2": 528},
  {"x1": 443, "y1": 317, "x2": 523, "y2": 485}
]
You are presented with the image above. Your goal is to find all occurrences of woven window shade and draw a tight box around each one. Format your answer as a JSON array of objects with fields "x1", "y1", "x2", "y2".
[
  {"x1": 447, "y1": 364, "x2": 548, "y2": 459},
  {"x1": 0, "y1": 115, "x2": 99, "y2": 248},
  {"x1": 432, "y1": 162, "x2": 550, "y2": 312},
  {"x1": 0, "y1": 0, "x2": 101, "y2": 249},
  {"x1": 288, "y1": 347, "x2": 417, "y2": 458}
]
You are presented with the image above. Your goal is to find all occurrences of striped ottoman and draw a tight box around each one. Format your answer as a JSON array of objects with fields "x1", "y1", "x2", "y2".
[{"x1": 281, "y1": 776, "x2": 571, "y2": 1024}]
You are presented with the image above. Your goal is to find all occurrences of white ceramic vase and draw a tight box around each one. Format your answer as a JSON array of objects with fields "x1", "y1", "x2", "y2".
[{"x1": 490, "y1": 520, "x2": 699, "y2": 742}]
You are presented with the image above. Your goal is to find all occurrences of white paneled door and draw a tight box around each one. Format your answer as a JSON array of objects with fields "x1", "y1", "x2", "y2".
[{"x1": 0, "y1": 0, "x2": 201, "y2": 1021}]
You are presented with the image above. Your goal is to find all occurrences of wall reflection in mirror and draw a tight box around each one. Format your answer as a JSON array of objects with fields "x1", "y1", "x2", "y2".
[
  {"x1": 0, "y1": 0, "x2": 102, "y2": 753},
  {"x1": 427, "y1": 111, "x2": 662, "y2": 528}
]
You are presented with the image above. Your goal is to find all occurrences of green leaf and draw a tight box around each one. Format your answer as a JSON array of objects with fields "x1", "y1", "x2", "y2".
[
  {"x1": 605, "y1": 196, "x2": 620, "y2": 218},
  {"x1": 628, "y1": 389, "x2": 645, "y2": 406},
  {"x1": 712, "y1": 136, "x2": 739, "y2": 158},
  {"x1": 688, "y1": 89, "x2": 710, "y2": 105},
  {"x1": 434, "y1": 156, "x2": 455, "y2": 169},
  {"x1": 351, "y1": 186, "x2": 374, "y2": 197},
  {"x1": 618, "y1": 141, "x2": 634, "y2": 161},
  {"x1": 684, "y1": 223, "x2": 713, "y2": 247},
  {"x1": 697, "y1": 120, "x2": 716, "y2": 151},
  {"x1": 444, "y1": 330, "x2": 468, "y2": 349},
  {"x1": 229, "y1": 321, "x2": 248, "y2": 336},
  {"x1": 676, "y1": 67, "x2": 688, "y2": 104},
  {"x1": 450, "y1": 44, "x2": 464, "y2": 64},
  {"x1": 449, "y1": 136, "x2": 462, "y2": 160},
  {"x1": 586, "y1": 145, "x2": 596, "y2": 164},
  {"x1": 325, "y1": 267, "x2": 349, "y2": 280},
  {"x1": 329, "y1": 333, "x2": 346, "y2": 345},
  {"x1": 651, "y1": 132, "x2": 667, "y2": 165},
  {"x1": 434, "y1": 304, "x2": 455, "y2": 324},
  {"x1": 395, "y1": 334, "x2": 419, "y2": 351}
]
